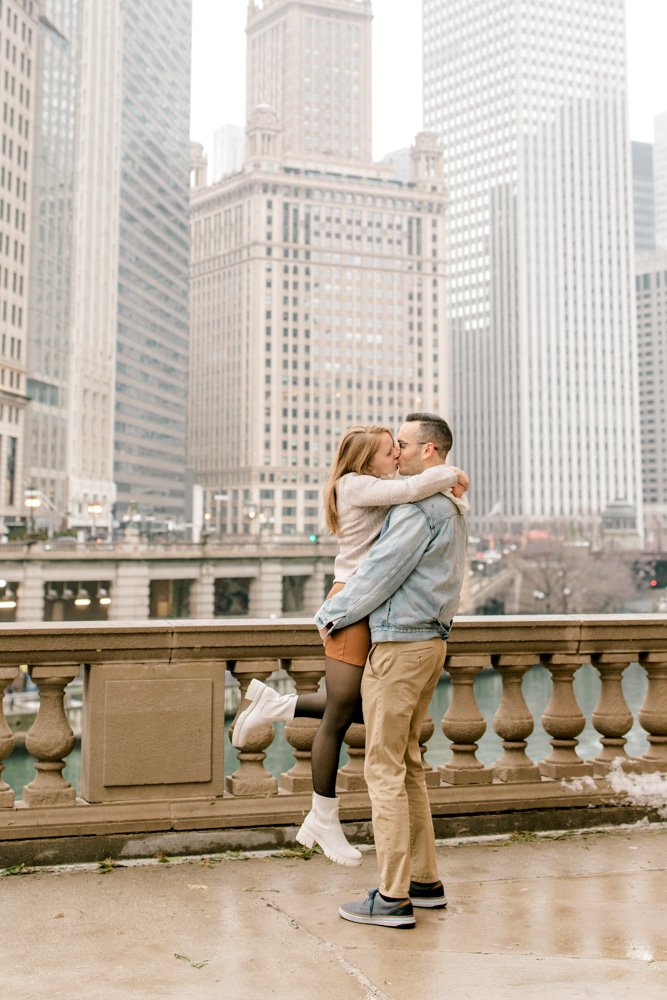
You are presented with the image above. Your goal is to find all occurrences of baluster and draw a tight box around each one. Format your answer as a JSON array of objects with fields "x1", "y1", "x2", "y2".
[
  {"x1": 539, "y1": 655, "x2": 594, "y2": 779},
  {"x1": 23, "y1": 665, "x2": 81, "y2": 807},
  {"x1": 419, "y1": 713, "x2": 440, "y2": 787},
  {"x1": 439, "y1": 655, "x2": 493, "y2": 785},
  {"x1": 637, "y1": 654, "x2": 667, "y2": 770},
  {"x1": 280, "y1": 658, "x2": 324, "y2": 793},
  {"x1": 227, "y1": 661, "x2": 279, "y2": 796},
  {"x1": 337, "y1": 722, "x2": 367, "y2": 791},
  {"x1": 492, "y1": 655, "x2": 541, "y2": 782},
  {"x1": 0, "y1": 667, "x2": 20, "y2": 807},
  {"x1": 590, "y1": 654, "x2": 640, "y2": 774}
]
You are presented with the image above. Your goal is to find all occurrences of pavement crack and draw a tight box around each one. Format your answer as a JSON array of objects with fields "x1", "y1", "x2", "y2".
[{"x1": 262, "y1": 897, "x2": 395, "y2": 1000}]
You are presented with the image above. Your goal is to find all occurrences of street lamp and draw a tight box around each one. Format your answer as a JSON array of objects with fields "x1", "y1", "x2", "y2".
[
  {"x1": 202, "y1": 510, "x2": 212, "y2": 544},
  {"x1": 74, "y1": 585, "x2": 91, "y2": 608},
  {"x1": 24, "y1": 490, "x2": 42, "y2": 533},
  {"x1": 213, "y1": 492, "x2": 228, "y2": 536},
  {"x1": 86, "y1": 502, "x2": 103, "y2": 540},
  {"x1": 562, "y1": 587, "x2": 571, "y2": 613},
  {"x1": 0, "y1": 584, "x2": 16, "y2": 610}
]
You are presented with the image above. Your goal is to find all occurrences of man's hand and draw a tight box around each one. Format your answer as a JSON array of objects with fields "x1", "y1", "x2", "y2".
[{"x1": 318, "y1": 625, "x2": 330, "y2": 642}]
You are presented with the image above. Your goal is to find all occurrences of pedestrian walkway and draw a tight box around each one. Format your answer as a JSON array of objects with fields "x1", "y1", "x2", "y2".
[{"x1": 3, "y1": 825, "x2": 666, "y2": 999}]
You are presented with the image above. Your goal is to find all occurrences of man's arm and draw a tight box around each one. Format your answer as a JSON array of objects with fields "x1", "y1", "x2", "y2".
[{"x1": 314, "y1": 503, "x2": 431, "y2": 634}]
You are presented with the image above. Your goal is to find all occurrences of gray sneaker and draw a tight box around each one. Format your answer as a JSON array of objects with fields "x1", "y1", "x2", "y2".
[{"x1": 339, "y1": 889, "x2": 415, "y2": 929}]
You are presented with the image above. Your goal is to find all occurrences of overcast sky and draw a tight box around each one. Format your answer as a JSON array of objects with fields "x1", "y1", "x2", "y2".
[{"x1": 190, "y1": 0, "x2": 667, "y2": 158}]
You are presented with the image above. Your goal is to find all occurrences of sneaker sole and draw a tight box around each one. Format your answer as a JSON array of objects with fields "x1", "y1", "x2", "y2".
[
  {"x1": 339, "y1": 908, "x2": 415, "y2": 928},
  {"x1": 410, "y1": 896, "x2": 447, "y2": 909}
]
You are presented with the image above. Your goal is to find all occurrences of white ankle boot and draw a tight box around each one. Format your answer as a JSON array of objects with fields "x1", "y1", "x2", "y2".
[
  {"x1": 296, "y1": 792, "x2": 362, "y2": 866},
  {"x1": 231, "y1": 678, "x2": 297, "y2": 747}
]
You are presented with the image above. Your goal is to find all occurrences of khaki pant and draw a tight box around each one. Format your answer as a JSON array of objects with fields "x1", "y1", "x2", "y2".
[{"x1": 361, "y1": 638, "x2": 446, "y2": 898}]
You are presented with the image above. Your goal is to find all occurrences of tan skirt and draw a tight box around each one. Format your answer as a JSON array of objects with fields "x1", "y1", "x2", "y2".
[{"x1": 323, "y1": 581, "x2": 371, "y2": 667}]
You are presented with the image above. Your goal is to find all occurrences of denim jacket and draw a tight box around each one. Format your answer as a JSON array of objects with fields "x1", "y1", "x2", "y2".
[{"x1": 315, "y1": 492, "x2": 467, "y2": 643}]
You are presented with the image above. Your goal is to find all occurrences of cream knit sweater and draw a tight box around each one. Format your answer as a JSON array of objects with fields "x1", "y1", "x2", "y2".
[{"x1": 332, "y1": 466, "x2": 469, "y2": 583}]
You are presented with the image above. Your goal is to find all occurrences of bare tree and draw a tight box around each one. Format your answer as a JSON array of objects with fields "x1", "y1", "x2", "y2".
[{"x1": 513, "y1": 540, "x2": 637, "y2": 614}]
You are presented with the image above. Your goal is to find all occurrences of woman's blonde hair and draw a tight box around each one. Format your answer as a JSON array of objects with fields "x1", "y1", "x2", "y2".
[{"x1": 323, "y1": 424, "x2": 393, "y2": 534}]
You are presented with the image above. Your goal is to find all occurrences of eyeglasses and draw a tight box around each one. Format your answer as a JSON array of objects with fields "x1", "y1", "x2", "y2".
[{"x1": 397, "y1": 440, "x2": 441, "y2": 452}]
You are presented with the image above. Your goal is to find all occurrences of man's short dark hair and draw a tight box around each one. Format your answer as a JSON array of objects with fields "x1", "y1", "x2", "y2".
[{"x1": 405, "y1": 412, "x2": 453, "y2": 456}]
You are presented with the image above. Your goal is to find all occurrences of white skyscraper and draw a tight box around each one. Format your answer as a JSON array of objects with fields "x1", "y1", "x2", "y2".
[
  {"x1": 423, "y1": 0, "x2": 641, "y2": 534},
  {"x1": 655, "y1": 112, "x2": 667, "y2": 250},
  {"x1": 190, "y1": 0, "x2": 450, "y2": 538},
  {"x1": 210, "y1": 124, "x2": 245, "y2": 184},
  {"x1": 0, "y1": 0, "x2": 38, "y2": 534}
]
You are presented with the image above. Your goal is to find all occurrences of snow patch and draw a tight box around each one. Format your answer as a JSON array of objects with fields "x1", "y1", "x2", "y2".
[
  {"x1": 562, "y1": 775, "x2": 597, "y2": 793},
  {"x1": 607, "y1": 760, "x2": 667, "y2": 819}
]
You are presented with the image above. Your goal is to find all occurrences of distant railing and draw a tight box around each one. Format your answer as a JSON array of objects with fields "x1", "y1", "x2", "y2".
[
  {"x1": 0, "y1": 536, "x2": 338, "y2": 558},
  {"x1": 0, "y1": 616, "x2": 666, "y2": 843}
]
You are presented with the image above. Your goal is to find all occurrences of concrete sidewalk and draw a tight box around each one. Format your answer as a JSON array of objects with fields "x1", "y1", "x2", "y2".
[{"x1": 2, "y1": 826, "x2": 666, "y2": 1000}]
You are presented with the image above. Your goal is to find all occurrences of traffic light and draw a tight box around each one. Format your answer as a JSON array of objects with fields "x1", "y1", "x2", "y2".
[
  {"x1": 634, "y1": 560, "x2": 658, "y2": 588},
  {"x1": 309, "y1": 533, "x2": 319, "y2": 543}
]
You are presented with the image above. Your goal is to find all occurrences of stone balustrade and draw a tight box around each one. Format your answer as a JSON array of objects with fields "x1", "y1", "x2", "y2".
[{"x1": 1, "y1": 614, "x2": 666, "y2": 863}]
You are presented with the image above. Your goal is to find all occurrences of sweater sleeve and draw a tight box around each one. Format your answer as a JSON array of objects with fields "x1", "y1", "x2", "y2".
[{"x1": 342, "y1": 466, "x2": 459, "y2": 508}]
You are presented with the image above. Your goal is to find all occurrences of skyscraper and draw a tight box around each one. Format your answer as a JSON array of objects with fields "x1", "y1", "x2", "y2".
[
  {"x1": 26, "y1": 1, "x2": 90, "y2": 529},
  {"x1": 189, "y1": 0, "x2": 449, "y2": 537},
  {"x1": 631, "y1": 141, "x2": 655, "y2": 253},
  {"x1": 245, "y1": 0, "x2": 372, "y2": 162},
  {"x1": 423, "y1": 0, "x2": 641, "y2": 535},
  {"x1": 0, "y1": 0, "x2": 38, "y2": 534},
  {"x1": 113, "y1": 0, "x2": 191, "y2": 522},
  {"x1": 24, "y1": 0, "x2": 191, "y2": 532},
  {"x1": 636, "y1": 252, "x2": 667, "y2": 526},
  {"x1": 655, "y1": 112, "x2": 667, "y2": 250},
  {"x1": 210, "y1": 124, "x2": 245, "y2": 184}
]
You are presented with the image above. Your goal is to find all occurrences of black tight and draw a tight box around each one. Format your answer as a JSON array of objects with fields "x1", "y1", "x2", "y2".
[{"x1": 293, "y1": 657, "x2": 364, "y2": 798}]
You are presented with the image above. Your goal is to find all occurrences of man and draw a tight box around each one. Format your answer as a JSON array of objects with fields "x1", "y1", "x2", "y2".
[{"x1": 315, "y1": 412, "x2": 468, "y2": 929}]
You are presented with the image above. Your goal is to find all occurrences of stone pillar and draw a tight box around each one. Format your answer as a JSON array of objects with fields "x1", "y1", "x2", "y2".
[
  {"x1": 439, "y1": 655, "x2": 493, "y2": 785},
  {"x1": 491, "y1": 654, "x2": 541, "y2": 782},
  {"x1": 302, "y1": 563, "x2": 328, "y2": 615},
  {"x1": 337, "y1": 723, "x2": 367, "y2": 791},
  {"x1": 590, "y1": 654, "x2": 638, "y2": 774},
  {"x1": 15, "y1": 562, "x2": 45, "y2": 622},
  {"x1": 107, "y1": 562, "x2": 151, "y2": 619},
  {"x1": 637, "y1": 653, "x2": 667, "y2": 770},
  {"x1": 0, "y1": 667, "x2": 20, "y2": 807},
  {"x1": 280, "y1": 658, "x2": 323, "y2": 793},
  {"x1": 23, "y1": 664, "x2": 81, "y2": 807},
  {"x1": 227, "y1": 661, "x2": 279, "y2": 796},
  {"x1": 189, "y1": 563, "x2": 215, "y2": 619},
  {"x1": 248, "y1": 561, "x2": 282, "y2": 618},
  {"x1": 419, "y1": 713, "x2": 440, "y2": 787},
  {"x1": 539, "y1": 654, "x2": 594, "y2": 779}
]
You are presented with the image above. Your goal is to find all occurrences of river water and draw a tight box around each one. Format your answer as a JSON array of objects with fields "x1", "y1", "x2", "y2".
[{"x1": 3, "y1": 662, "x2": 649, "y2": 798}]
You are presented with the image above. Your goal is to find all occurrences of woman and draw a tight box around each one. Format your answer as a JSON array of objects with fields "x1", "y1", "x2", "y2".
[{"x1": 231, "y1": 425, "x2": 469, "y2": 865}]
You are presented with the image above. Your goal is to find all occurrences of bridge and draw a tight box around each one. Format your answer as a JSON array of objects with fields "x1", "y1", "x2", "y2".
[{"x1": 0, "y1": 536, "x2": 338, "y2": 622}]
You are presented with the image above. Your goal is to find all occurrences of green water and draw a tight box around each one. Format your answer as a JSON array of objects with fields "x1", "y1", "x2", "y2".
[{"x1": 3, "y1": 662, "x2": 649, "y2": 798}]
